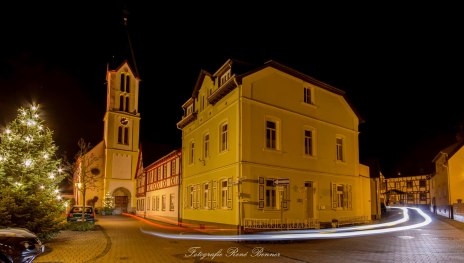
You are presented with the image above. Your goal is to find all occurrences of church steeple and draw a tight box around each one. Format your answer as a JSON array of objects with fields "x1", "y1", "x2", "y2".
[
  {"x1": 122, "y1": 7, "x2": 139, "y2": 78},
  {"x1": 100, "y1": 5, "x2": 141, "y2": 213},
  {"x1": 108, "y1": 7, "x2": 139, "y2": 78}
]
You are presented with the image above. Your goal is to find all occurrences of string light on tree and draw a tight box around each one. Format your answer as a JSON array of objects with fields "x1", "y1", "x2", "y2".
[{"x1": 0, "y1": 104, "x2": 67, "y2": 239}]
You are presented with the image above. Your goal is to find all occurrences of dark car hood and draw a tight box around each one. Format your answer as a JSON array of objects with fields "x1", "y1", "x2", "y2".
[{"x1": 0, "y1": 227, "x2": 38, "y2": 238}]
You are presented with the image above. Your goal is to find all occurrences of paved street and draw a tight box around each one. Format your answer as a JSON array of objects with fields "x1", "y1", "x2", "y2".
[{"x1": 35, "y1": 208, "x2": 464, "y2": 263}]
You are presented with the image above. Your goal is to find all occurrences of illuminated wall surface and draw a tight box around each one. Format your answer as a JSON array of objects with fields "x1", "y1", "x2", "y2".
[
  {"x1": 76, "y1": 61, "x2": 141, "y2": 213},
  {"x1": 430, "y1": 141, "x2": 464, "y2": 218},
  {"x1": 178, "y1": 59, "x2": 371, "y2": 226}
]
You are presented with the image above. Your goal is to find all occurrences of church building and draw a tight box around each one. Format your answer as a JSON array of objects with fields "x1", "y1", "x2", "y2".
[{"x1": 73, "y1": 14, "x2": 141, "y2": 214}]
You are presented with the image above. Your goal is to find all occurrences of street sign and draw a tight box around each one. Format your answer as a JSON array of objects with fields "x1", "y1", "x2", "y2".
[{"x1": 274, "y1": 178, "x2": 290, "y2": 185}]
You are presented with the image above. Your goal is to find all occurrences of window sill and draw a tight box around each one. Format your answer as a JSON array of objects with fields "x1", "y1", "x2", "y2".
[
  {"x1": 300, "y1": 101, "x2": 318, "y2": 109},
  {"x1": 302, "y1": 154, "x2": 317, "y2": 160},
  {"x1": 263, "y1": 148, "x2": 282, "y2": 154}
]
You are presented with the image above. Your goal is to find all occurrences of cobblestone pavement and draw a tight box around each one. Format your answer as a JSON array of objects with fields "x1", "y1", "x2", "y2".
[{"x1": 34, "y1": 208, "x2": 464, "y2": 263}]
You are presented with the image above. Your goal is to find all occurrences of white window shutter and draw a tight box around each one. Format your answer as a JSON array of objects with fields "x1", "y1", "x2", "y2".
[
  {"x1": 212, "y1": 180, "x2": 217, "y2": 209},
  {"x1": 227, "y1": 178, "x2": 233, "y2": 209},
  {"x1": 331, "y1": 182, "x2": 337, "y2": 209},
  {"x1": 347, "y1": 184, "x2": 352, "y2": 209}
]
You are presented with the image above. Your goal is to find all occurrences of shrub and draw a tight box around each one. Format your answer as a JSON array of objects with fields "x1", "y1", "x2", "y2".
[{"x1": 66, "y1": 221, "x2": 96, "y2": 231}]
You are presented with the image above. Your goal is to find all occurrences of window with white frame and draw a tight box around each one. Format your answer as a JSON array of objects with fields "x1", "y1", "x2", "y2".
[
  {"x1": 220, "y1": 123, "x2": 228, "y2": 152},
  {"x1": 147, "y1": 197, "x2": 150, "y2": 210},
  {"x1": 266, "y1": 120, "x2": 277, "y2": 149},
  {"x1": 265, "y1": 179, "x2": 277, "y2": 208},
  {"x1": 304, "y1": 129, "x2": 313, "y2": 156},
  {"x1": 152, "y1": 196, "x2": 156, "y2": 210},
  {"x1": 203, "y1": 183, "x2": 209, "y2": 209},
  {"x1": 221, "y1": 180, "x2": 228, "y2": 209},
  {"x1": 170, "y1": 193, "x2": 175, "y2": 211},
  {"x1": 171, "y1": 159, "x2": 176, "y2": 176},
  {"x1": 203, "y1": 133, "x2": 210, "y2": 158},
  {"x1": 331, "y1": 183, "x2": 352, "y2": 209},
  {"x1": 155, "y1": 196, "x2": 160, "y2": 211},
  {"x1": 189, "y1": 185, "x2": 194, "y2": 208},
  {"x1": 189, "y1": 141, "x2": 195, "y2": 164},
  {"x1": 336, "y1": 136, "x2": 344, "y2": 161},
  {"x1": 304, "y1": 87, "x2": 312, "y2": 104},
  {"x1": 162, "y1": 195, "x2": 166, "y2": 211}
]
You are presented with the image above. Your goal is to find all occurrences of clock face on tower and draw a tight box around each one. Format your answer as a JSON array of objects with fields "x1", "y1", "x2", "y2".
[{"x1": 120, "y1": 117, "x2": 129, "y2": 126}]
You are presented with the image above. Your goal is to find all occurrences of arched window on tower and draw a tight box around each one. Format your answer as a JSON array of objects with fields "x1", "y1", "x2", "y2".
[
  {"x1": 125, "y1": 75, "x2": 130, "y2": 93},
  {"x1": 124, "y1": 127, "x2": 129, "y2": 145},
  {"x1": 118, "y1": 126, "x2": 123, "y2": 144},
  {"x1": 125, "y1": 97, "x2": 130, "y2": 112},
  {"x1": 120, "y1": 74, "x2": 125, "y2": 92},
  {"x1": 119, "y1": 96, "x2": 124, "y2": 111}
]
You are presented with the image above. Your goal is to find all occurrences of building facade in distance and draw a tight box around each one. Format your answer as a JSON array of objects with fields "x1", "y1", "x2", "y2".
[
  {"x1": 379, "y1": 173, "x2": 431, "y2": 208},
  {"x1": 135, "y1": 149, "x2": 181, "y2": 223}
]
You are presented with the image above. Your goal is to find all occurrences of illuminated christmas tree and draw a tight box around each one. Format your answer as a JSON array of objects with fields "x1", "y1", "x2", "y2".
[
  {"x1": 103, "y1": 192, "x2": 115, "y2": 212},
  {"x1": 0, "y1": 105, "x2": 66, "y2": 240}
]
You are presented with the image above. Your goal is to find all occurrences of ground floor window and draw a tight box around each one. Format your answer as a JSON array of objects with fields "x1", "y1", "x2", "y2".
[
  {"x1": 331, "y1": 183, "x2": 352, "y2": 209},
  {"x1": 162, "y1": 195, "x2": 166, "y2": 211},
  {"x1": 170, "y1": 193, "x2": 175, "y2": 211}
]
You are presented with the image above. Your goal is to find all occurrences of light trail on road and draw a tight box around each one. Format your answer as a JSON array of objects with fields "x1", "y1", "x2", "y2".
[{"x1": 140, "y1": 207, "x2": 432, "y2": 241}]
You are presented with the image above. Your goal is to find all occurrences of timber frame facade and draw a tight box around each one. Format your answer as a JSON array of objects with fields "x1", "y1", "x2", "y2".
[{"x1": 379, "y1": 173, "x2": 431, "y2": 206}]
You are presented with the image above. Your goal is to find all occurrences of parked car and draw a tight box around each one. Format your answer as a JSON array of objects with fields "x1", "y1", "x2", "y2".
[
  {"x1": 66, "y1": 206, "x2": 95, "y2": 223},
  {"x1": 0, "y1": 227, "x2": 45, "y2": 263}
]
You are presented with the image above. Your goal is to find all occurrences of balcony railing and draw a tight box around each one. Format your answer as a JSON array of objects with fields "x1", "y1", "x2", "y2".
[{"x1": 243, "y1": 218, "x2": 320, "y2": 230}]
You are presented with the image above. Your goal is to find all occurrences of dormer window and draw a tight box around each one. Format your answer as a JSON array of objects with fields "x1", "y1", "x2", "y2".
[
  {"x1": 186, "y1": 104, "x2": 193, "y2": 115},
  {"x1": 219, "y1": 69, "x2": 231, "y2": 86}
]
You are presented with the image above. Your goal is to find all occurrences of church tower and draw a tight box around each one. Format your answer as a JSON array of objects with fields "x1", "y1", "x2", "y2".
[
  {"x1": 102, "y1": 60, "x2": 140, "y2": 213},
  {"x1": 100, "y1": 9, "x2": 141, "y2": 213},
  {"x1": 73, "y1": 8, "x2": 141, "y2": 213}
]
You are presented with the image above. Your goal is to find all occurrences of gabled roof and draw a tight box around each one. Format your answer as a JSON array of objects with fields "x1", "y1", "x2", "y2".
[
  {"x1": 108, "y1": 60, "x2": 140, "y2": 79},
  {"x1": 186, "y1": 58, "x2": 364, "y2": 122},
  {"x1": 191, "y1": 70, "x2": 213, "y2": 99},
  {"x1": 432, "y1": 139, "x2": 464, "y2": 163},
  {"x1": 191, "y1": 59, "x2": 257, "y2": 99},
  {"x1": 237, "y1": 60, "x2": 364, "y2": 123}
]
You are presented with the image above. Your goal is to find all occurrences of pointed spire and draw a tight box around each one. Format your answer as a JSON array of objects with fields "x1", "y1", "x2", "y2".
[{"x1": 122, "y1": 7, "x2": 140, "y2": 77}]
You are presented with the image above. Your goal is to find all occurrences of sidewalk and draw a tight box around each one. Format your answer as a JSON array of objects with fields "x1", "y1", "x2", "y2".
[{"x1": 34, "y1": 223, "x2": 109, "y2": 263}]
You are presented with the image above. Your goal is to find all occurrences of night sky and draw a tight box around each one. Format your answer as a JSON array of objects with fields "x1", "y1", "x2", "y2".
[{"x1": 1, "y1": 2, "x2": 463, "y2": 177}]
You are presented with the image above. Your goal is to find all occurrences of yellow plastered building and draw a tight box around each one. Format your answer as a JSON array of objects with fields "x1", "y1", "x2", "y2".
[{"x1": 177, "y1": 59, "x2": 371, "y2": 230}]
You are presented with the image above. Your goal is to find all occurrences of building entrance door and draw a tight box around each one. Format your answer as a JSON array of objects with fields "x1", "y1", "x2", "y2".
[
  {"x1": 115, "y1": 196, "x2": 128, "y2": 212},
  {"x1": 305, "y1": 181, "x2": 314, "y2": 218}
]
